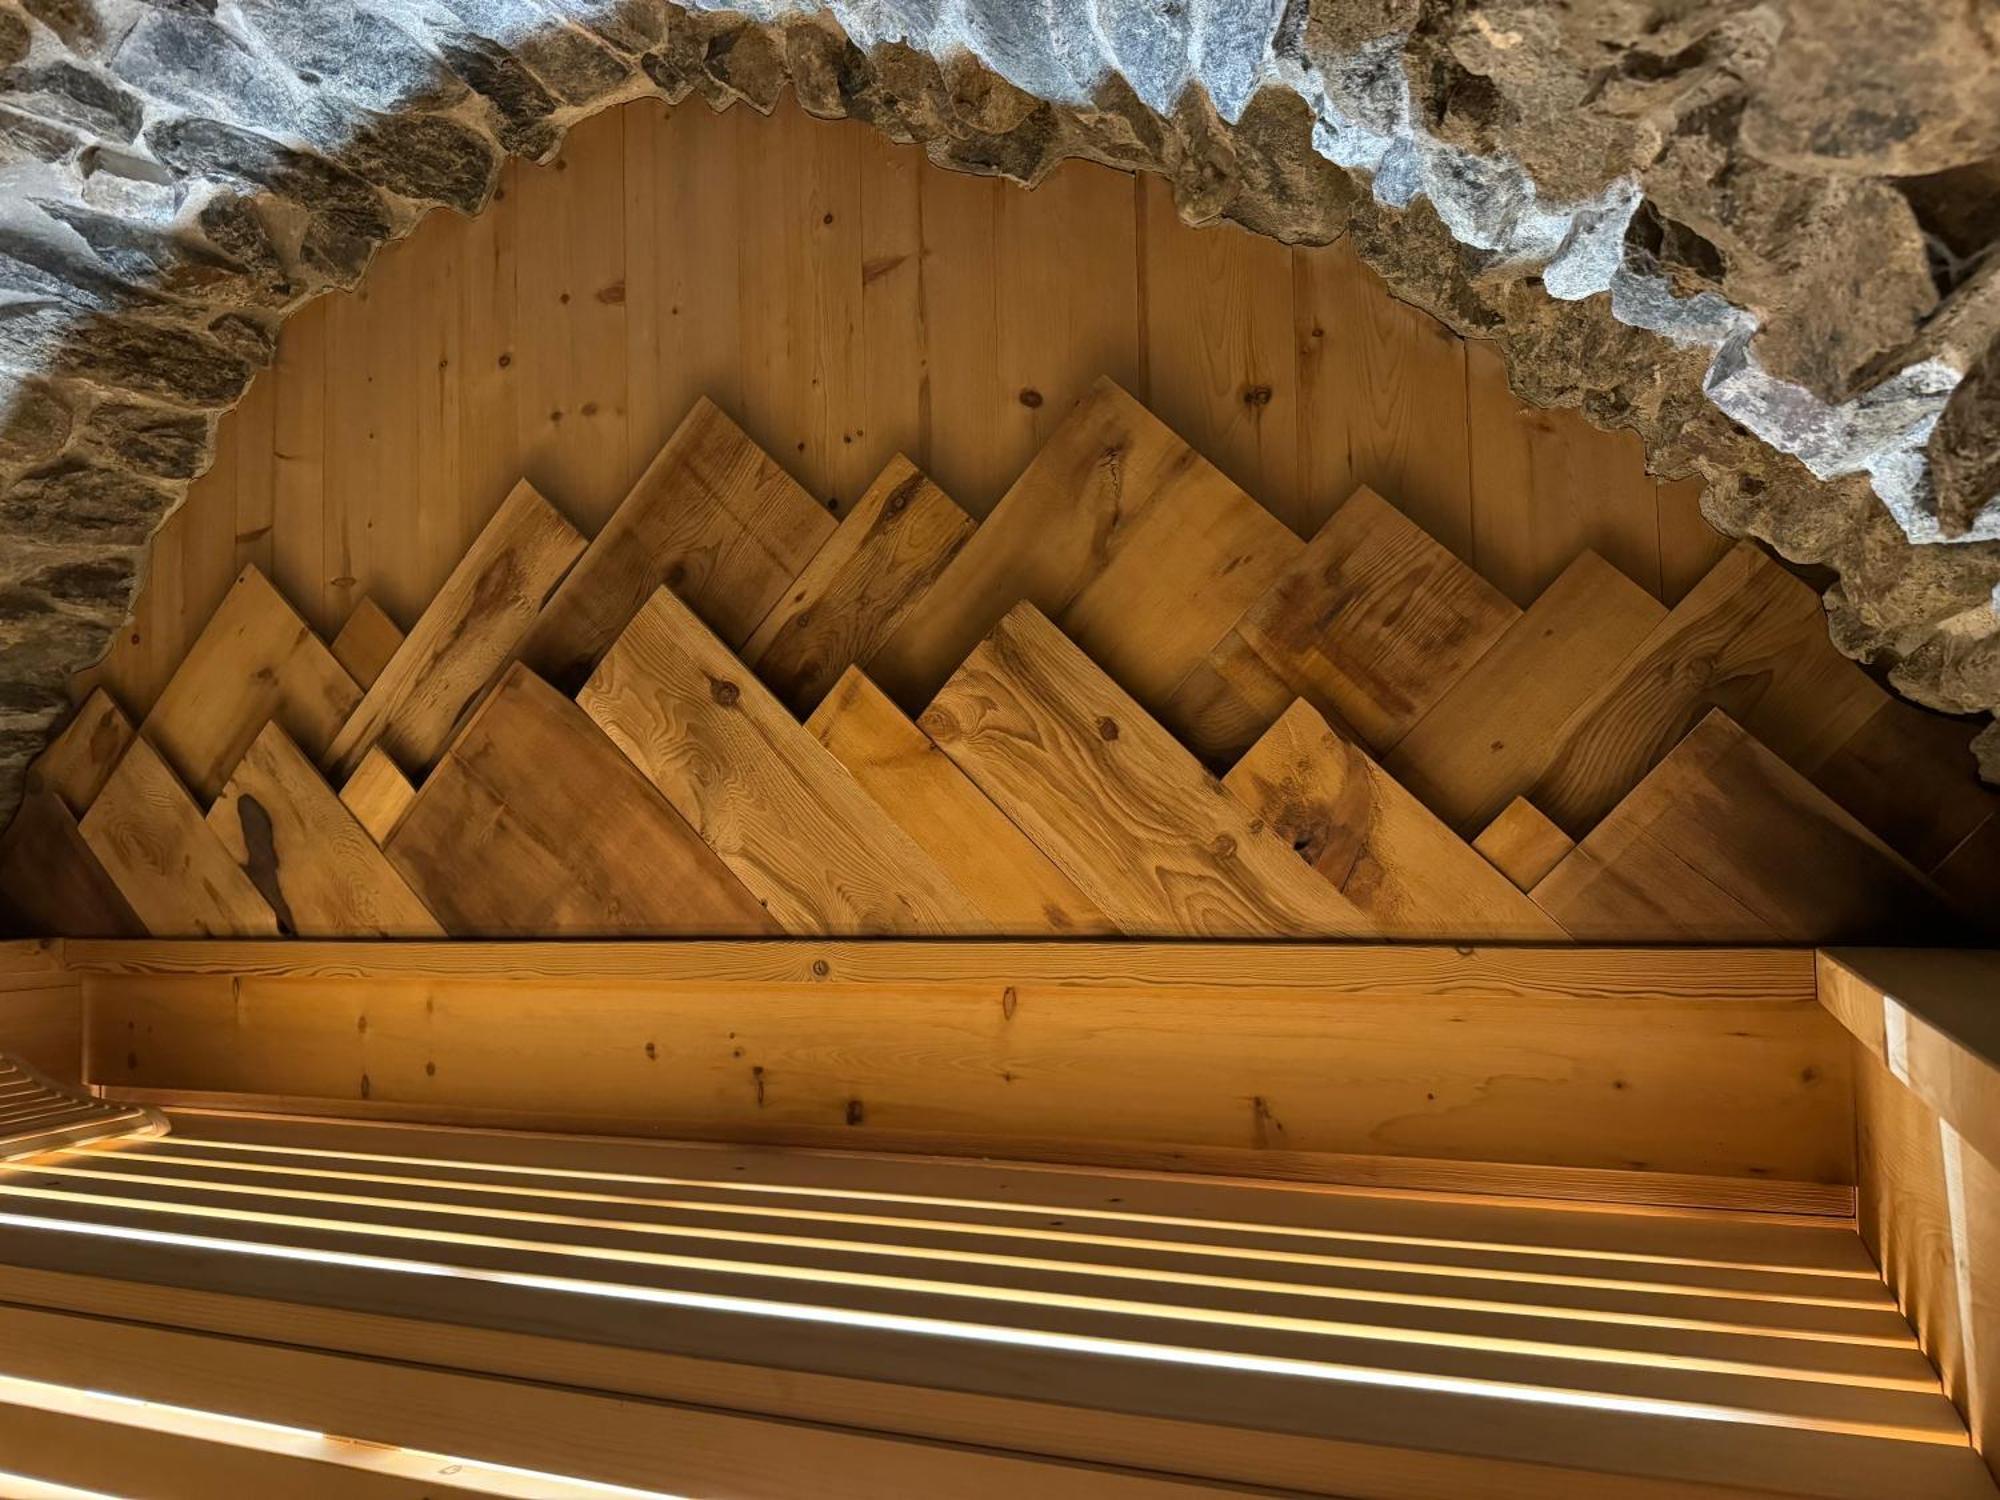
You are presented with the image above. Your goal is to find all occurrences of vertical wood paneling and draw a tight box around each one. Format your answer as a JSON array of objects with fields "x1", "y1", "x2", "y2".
[{"x1": 80, "y1": 95, "x2": 1724, "y2": 717}]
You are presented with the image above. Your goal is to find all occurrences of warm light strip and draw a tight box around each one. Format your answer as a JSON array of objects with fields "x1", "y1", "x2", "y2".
[
  {"x1": 0, "y1": 1470, "x2": 128, "y2": 1499},
  {"x1": 23, "y1": 1157, "x2": 1912, "y2": 1355},
  {"x1": 0, "y1": 1371, "x2": 684, "y2": 1498},
  {"x1": 0, "y1": 1176, "x2": 1928, "y2": 1396},
  {"x1": 0, "y1": 1209, "x2": 1958, "y2": 1449},
  {"x1": 152, "y1": 1135, "x2": 1878, "y2": 1281}
]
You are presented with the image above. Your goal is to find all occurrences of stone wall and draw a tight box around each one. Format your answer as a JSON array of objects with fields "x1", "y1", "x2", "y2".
[{"x1": 1, "y1": 0, "x2": 1996, "y2": 817}]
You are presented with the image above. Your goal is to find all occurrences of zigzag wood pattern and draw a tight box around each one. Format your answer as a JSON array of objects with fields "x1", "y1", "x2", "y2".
[{"x1": 0, "y1": 383, "x2": 1991, "y2": 943}]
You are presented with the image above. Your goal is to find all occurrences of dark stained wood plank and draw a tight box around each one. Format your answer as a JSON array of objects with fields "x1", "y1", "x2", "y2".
[
  {"x1": 208, "y1": 723, "x2": 443, "y2": 938},
  {"x1": 1472, "y1": 798, "x2": 1575, "y2": 892},
  {"x1": 580, "y1": 590, "x2": 988, "y2": 935},
  {"x1": 0, "y1": 792, "x2": 141, "y2": 937},
  {"x1": 517, "y1": 398, "x2": 836, "y2": 692},
  {"x1": 78, "y1": 738, "x2": 281, "y2": 938},
  {"x1": 871, "y1": 378, "x2": 1302, "y2": 718},
  {"x1": 385, "y1": 663, "x2": 777, "y2": 938},
  {"x1": 1934, "y1": 813, "x2": 2000, "y2": 937},
  {"x1": 23, "y1": 689, "x2": 135, "y2": 818},
  {"x1": 1529, "y1": 542, "x2": 1884, "y2": 837},
  {"x1": 1808, "y1": 695, "x2": 2000, "y2": 873},
  {"x1": 922, "y1": 604, "x2": 1371, "y2": 938},
  {"x1": 1534, "y1": 710, "x2": 1952, "y2": 943},
  {"x1": 1225, "y1": 701, "x2": 1566, "y2": 939},
  {"x1": 742, "y1": 456, "x2": 974, "y2": 716},
  {"x1": 140, "y1": 565, "x2": 361, "y2": 805},
  {"x1": 329, "y1": 598, "x2": 404, "y2": 691},
  {"x1": 1386, "y1": 551, "x2": 1665, "y2": 833},
  {"x1": 1165, "y1": 487, "x2": 1519, "y2": 764},
  {"x1": 325, "y1": 479, "x2": 587, "y2": 782},
  {"x1": 806, "y1": 667, "x2": 1113, "y2": 935},
  {"x1": 339, "y1": 748, "x2": 417, "y2": 848}
]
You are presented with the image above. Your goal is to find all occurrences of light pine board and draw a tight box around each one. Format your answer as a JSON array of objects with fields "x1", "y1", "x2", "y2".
[
  {"x1": 22, "y1": 689, "x2": 134, "y2": 819},
  {"x1": 742, "y1": 455, "x2": 975, "y2": 716},
  {"x1": 871, "y1": 377, "x2": 1303, "y2": 717},
  {"x1": 1385, "y1": 551, "x2": 1666, "y2": 833},
  {"x1": 923, "y1": 604, "x2": 1371, "y2": 938},
  {"x1": 0, "y1": 792, "x2": 140, "y2": 938},
  {"x1": 139, "y1": 566, "x2": 361, "y2": 806},
  {"x1": 518, "y1": 397, "x2": 836, "y2": 693},
  {"x1": 1225, "y1": 701, "x2": 1565, "y2": 939},
  {"x1": 78, "y1": 738, "x2": 280, "y2": 938},
  {"x1": 580, "y1": 589, "x2": 989, "y2": 935},
  {"x1": 207, "y1": 723, "x2": 443, "y2": 939},
  {"x1": 806, "y1": 667, "x2": 1113, "y2": 936},
  {"x1": 324, "y1": 478, "x2": 587, "y2": 781},
  {"x1": 328, "y1": 598, "x2": 404, "y2": 690},
  {"x1": 386, "y1": 664, "x2": 778, "y2": 938},
  {"x1": 1473, "y1": 798, "x2": 1575, "y2": 892},
  {"x1": 338, "y1": 748, "x2": 418, "y2": 847}
]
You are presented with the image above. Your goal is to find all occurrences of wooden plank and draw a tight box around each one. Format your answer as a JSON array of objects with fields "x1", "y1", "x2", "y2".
[
  {"x1": 323, "y1": 479, "x2": 587, "y2": 783},
  {"x1": 1936, "y1": 814, "x2": 2000, "y2": 935},
  {"x1": 0, "y1": 793, "x2": 141, "y2": 938},
  {"x1": 0, "y1": 942, "x2": 81, "y2": 1083},
  {"x1": 140, "y1": 565, "x2": 362, "y2": 806},
  {"x1": 1819, "y1": 950, "x2": 2000, "y2": 1172},
  {"x1": 870, "y1": 378, "x2": 1303, "y2": 718},
  {"x1": 385, "y1": 663, "x2": 777, "y2": 937},
  {"x1": 922, "y1": 604, "x2": 1373, "y2": 938},
  {"x1": 1166, "y1": 488, "x2": 1519, "y2": 763},
  {"x1": 742, "y1": 456, "x2": 975, "y2": 716},
  {"x1": 1809, "y1": 696, "x2": 2000, "y2": 873},
  {"x1": 517, "y1": 397, "x2": 836, "y2": 692},
  {"x1": 1473, "y1": 798, "x2": 1576, "y2": 892},
  {"x1": 328, "y1": 598, "x2": 404, "y2": 690},
  {"x1": 338, "y1": 748, "x2": 417, "y2": 847},
  {"x1": 206, "y1": 724, "x2": 443, "y2": 939},
  {"x1": 78, "y1": 738, "x2": 280, "y2": 938},
  {"x1": 1529, "y1": 542, "x2": 1883, "y2": 837},
  {"x1": 22, "y1": 689, "x2": 135, "y2": 818},
  {"x1": 807, "y1": 668, "x2": 1112, "y2": 935},
  {"x1": 1386, "y1": 551, "x2": 1667, "y2": 833},
  {"x1": 579, "y1": 589, "x2": 988, "y2": 935},
  {"x1": 0, "y1": 1055, "x2": 157, "y2": 1158},
  {"x1": 1534, "y1": 712, "x2": 1950, "y2": 943},
  {"x1": 1225, "y1": 701, "x2": 1566, "y2": 939}
]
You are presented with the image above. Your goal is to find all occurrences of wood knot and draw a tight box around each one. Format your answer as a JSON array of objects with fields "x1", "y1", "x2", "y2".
[
  {"x1": 811, "y1": 958, "x2": 831, "y2": 978},
  {"x1": 845, "y1": 1098, "x2": 865, "y2": 1127},
  {"x1": 1242, "y1": 383, "x2": 1274, "y2": 408},
  {"x1": 1018, "y1": 387, "x2": 1043, "y2": 408},
  {"x1": 709, "y1": 676, "x2": 741, "y2": 707},
  {"x1": 1096, "y1": 716, "x2": 1120, "y2": 741},
  {"x1": 1210, "y1": 833, "x2": 1238, "y2": 858}
]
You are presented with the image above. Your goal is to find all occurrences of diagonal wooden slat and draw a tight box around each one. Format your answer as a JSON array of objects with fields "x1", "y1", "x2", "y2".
[
  {"x1": 922, "y1": 603, "x2": 1371, "y2": 938},
  {"x1": 140, "y1": 565, "x2": 361, "y2": 806},
  {"x1": 328, "y1": 598, "x2": 405, "y2": 691},
  {"x1": 871, "y1": 378, "x2": 1302, "y2": 720},
  {"x1": 1473, "y1": 798, "x2": 1575, "y2": 893},
  {"x1": 581, "y1": 589, "x2": 990, "y2": 935},
  {"x1": 1534, "y1": 710, "x2": 1951, "y2": 943},
  {"x1": 79, "y1": 738, "x2": 281, "y2": 938},
  {"x1": 518, "y1": 398, "x2": 836, "y2": 692},
  {"x1": 1162, "y1": 487, "x2": 1519, "y2": 763},
  {"x1": 0, "y1": 792, "x2": 140, "y2": 937},
  {"x1": 807, "y1": 667, "x2": 1113, "y2": 936},
  {"x1": 324, "y1": 478, "x2": 587, "y2": 783},
  {"x1": 0, "y1": 1054, "x2": 161, "y2": 1161},
  {"x1": 386, "y1": 663, "x2": 777, "y2": 938},
  {"x1": 208, "y1": 723, "x2": 443, "y2": 938},
  {"x1": 1226, "y1": 701, "x2": 1566, "y2": 940},
  {"x1": 22, "y1": 689, "x2": 134, "y2": 819},
  {"x1": 339, "y1": 747, "x2": 417, "y2": 847},
  {"x1": 743, "y1": 455, "x2": 975, "y2": 717}
]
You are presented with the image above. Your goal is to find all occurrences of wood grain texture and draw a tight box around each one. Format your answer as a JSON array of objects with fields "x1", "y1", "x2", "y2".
[
  {"x1": 338, "y1": 748, "x2": 417, "y2": 847},
  {"x1": 1809, "y1": 696, "x2": 2000, "y2": 874},
  {"x1": 922, "y1": 604, "x2": 1370, "y2": 937},
  {"x1": 72, "y1": 940, "x2": 1851, "y2": 1187},
  {"x1": 0, "y1": 793, "x2": 139, "y2": 938},
  {"x1": 328, "y1": 598, "x2": 404, "y2": 690},
  {"x1": 23, "y1": 689, "x2": 134, "y2": 819},
  {"x1": 742, "y1": 455, "x2": 974, "y2": 715},
  {"x1": 806, "y1": 667, "x2": 1112, "y2": 936},
  {"x1": 1386, "y1": 551, "x2": 1666, "y2": 832},
  {"x1": 1225, "y1": 701, "x2": 1566, "y2": 939},
  {"x1": 581, "y1": 589, "x2": 988, "y2": 935},
  {"x1": 140, "y1": 566, "x2": 362, "y2": 806},
  {"x1": 518, "y1": 397, "x2": 836, "y2": 692},
  {"x1": 1473, "y1": 798, "x2": 1575, "y2": 892},
  {"x1": 386, "y1": 663, "x2": 778, "y2": 937},
  {"x1": 1529, "y1": 542, "x2": 1884, "y2": 837},
  {"x1": 1171, "y1": 488, "x2": 1519, "y2": 764},
  {"x1": 323, "y1": 478, "x2": 587, "y2": 782},
  {"x1": 78, "y1": 738, "x2": 280, "y2": 938},
  {"x1": 1534, "y1": 711, "x2": 1949, "y2": 943},
  {"x1": 207, "y1": 723, "x2": 443, "y2": 939},
  {"x1": 871, "y1": 378, "x2": 1302, "y2": 717}
]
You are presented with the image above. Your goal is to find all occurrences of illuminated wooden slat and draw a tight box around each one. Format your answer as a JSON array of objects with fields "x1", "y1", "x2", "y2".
[{"x1": 0, "y1": 1055, "x2": 160, "y2": 1161}]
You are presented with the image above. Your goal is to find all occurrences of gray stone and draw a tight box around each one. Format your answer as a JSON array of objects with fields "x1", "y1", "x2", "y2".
[
  {"x1": 1930, "y1": 332, "x2": 2000, "y2": 540},
  {"x1": 2, "y1": 459, "x2": 177, "y2": 544},
  {"x1": 0, "y1": 302, "x2": 253, "y2": 407},
  {"x1": 0, "y1": 60, "x2": 145, "y2": 141},
  {"x1": 435, "y1": 34, "x2": 562, "y2": 157},
  {"x1": 339, "y1": 110, "x2": 501, "y2": 213},
  {"x1": 76, "y1": 397, "x2": 210, "y2": 477},
  {"x1": 0, "y1": 375, "x2": 71, "y2": 467}
]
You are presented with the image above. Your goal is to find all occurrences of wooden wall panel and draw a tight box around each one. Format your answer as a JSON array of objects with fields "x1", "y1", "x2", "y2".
[
  {"x1": 0, "y1": 940, "x2": 78, "y2": 1084},
  {"x1": 80, "y1": 96, "x2": 1729, "y2": 722}
]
